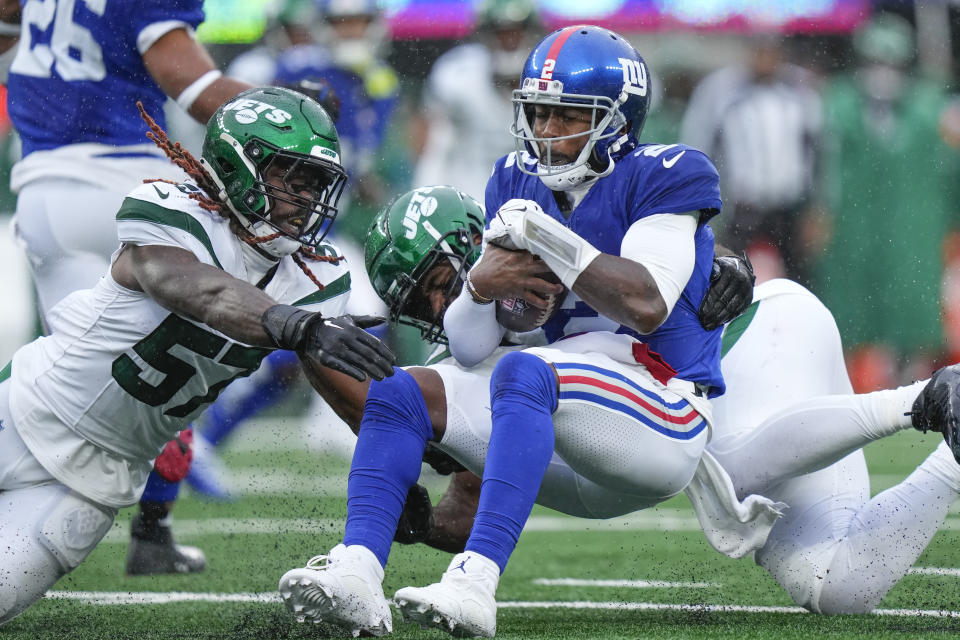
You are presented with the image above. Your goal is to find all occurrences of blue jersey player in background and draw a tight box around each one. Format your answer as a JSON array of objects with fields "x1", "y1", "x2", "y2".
[
  {"x1": 272, "y1": 26, "x2": 780, "y2": 639},
  {"x1": 2, "y1": 0, "x2": 254, "y2": 576}
]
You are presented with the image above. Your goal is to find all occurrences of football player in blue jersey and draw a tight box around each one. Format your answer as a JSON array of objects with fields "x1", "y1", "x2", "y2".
[
  {"x1": 0, "y1": 0, "x2": 263, "y2": 576},
  {"x1": 407, "y1": 26, "x2": 728, "y2": 635},
  {"x1": 273, "y1": 27, "x2": 760, "y2": 637},
  {"x1": 275, "y1": 0, "x2": 397, "y2": 198},
  {"x1": 277, "y1": 184, "x2": 960, "y2": 635}
]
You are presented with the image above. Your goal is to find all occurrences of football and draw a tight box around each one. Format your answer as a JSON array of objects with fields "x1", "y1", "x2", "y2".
[{"x1": 495, "y1": 271, "x2": 567, "y2": 333}]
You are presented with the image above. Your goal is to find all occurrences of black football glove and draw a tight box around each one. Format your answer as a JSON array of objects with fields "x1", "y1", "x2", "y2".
[
  {"x1": 698, "y1": 252, "x2": 756, "y2": 331},
  {"x1": 394, "y1": 484, "x2": 433, "y2": 545},
  {"x1": 422, "y1": 444, "x2": 467, "y2": 475},
  {"x1": 261, "y1": 305, "x2": 395, "y2": 381}
]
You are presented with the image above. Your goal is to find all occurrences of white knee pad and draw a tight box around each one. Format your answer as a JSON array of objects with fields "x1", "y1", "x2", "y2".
[
  {"x1": 753, "y1": 454, "x2": 870, "y2": 614},
  {"x1": 38, "y1": 489, "x2": 116, "y2": 572},
  {"x1": 759, "y1": 542, "x2": 881, "y2": 615},
  {"x1": 0, "y1": 483, "x2": 115, "y2": 625}
]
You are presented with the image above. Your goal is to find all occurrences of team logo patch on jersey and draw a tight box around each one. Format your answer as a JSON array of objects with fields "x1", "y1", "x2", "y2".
[{"x1": 555, "y1": 362, "x2": 706, "y2": 440}]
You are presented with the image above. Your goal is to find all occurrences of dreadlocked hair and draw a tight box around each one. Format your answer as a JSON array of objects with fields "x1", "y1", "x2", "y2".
[
  {"x1": 137, "y1": 102, "x2": 224, "y2": 215},
  {"x1": 138, "y1": 102, "x2": 343, "y2": 292},
  {"x1": 293, "y1": 247, "x2": 344, "y2": 290}
]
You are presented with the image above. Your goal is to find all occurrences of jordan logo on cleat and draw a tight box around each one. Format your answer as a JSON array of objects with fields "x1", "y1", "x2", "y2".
[{"x1": 454, "y1": 557, "x2": 470, "y2": 573}]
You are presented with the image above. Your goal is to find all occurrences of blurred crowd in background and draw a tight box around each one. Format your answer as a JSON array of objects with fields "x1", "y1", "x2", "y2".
[{"x1": 2, "y1": 0, "x2": 960, "y2": 394}]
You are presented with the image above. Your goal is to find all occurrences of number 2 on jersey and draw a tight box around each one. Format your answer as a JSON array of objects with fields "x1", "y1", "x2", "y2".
[{"x1": 10, "y1": 0, "x2": 106, "y2": 81}]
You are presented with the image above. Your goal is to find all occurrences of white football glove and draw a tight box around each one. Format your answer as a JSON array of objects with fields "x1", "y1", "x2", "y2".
[
  {"x1": 485, "y1": 198, "x2": 601, "y2": 289},
  {"x1": 484, "y1": 198, "x2": 538, "y2": 251}
]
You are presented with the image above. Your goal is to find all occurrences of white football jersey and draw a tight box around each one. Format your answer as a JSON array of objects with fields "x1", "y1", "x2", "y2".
[
  {"x1": 413, "y1": 43, "x2": 516, "y2": 202},
  {"x1": 9, "y1": 181, "x2": 351, "y2": 507}
]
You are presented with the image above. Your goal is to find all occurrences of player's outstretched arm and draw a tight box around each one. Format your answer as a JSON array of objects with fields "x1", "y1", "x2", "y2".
[
  {"x1": 142, "y1": 28, "x2": 253, "y2": 125},
  {"x1": 114, "y1": 243, "x2": 278, "y2": 346},
  {"x1": 113, "y1": 244, "x2": 395, "y2": 381},
  {"x1": 300, "y1": 359, "x2": 371, "y2": 433},
  {"x1": 392, "y1": 473, "x2": 479, "y2": 553}
]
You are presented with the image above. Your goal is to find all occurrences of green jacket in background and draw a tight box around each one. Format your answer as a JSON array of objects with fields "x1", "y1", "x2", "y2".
[{"x1": 814, "y1": 74, "x2": 960, "y2": 356}]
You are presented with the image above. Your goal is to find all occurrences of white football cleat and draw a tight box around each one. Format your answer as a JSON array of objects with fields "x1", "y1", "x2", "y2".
[
  {"x1": 394, "y1": 551, "x2": 500, "y2": 638},
  {"x1": 278, "y1": 544, "x2": 392, "y2": 637}
]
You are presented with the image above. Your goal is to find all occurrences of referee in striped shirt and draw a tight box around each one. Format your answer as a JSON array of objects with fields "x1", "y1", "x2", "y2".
[{"x1": 681, "y1": 35, "x2": 823, "y2": 284}]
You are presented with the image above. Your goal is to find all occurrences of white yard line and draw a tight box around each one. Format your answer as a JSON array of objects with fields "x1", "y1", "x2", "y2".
[
  {"x1": 191, "y1": 470, "x2": 349, "y2": 497},
  {"x1": 45, "y1": 591, "x2": 279, "y2": 605},
  {"x1": 534, "y1": 578, "x2": 721, "y2": 589},
  {"x1": 499, "y1": 601, "x2": 960, "y2": 618},
  {"x1": 43, "y1": 591, "x2": 960, "y2": 618},
  {"x1": 907, "y1": 567, "x2": 960, "y2": 577}
]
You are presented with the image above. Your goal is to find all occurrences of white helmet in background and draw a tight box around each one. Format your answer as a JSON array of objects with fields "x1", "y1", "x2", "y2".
[
  {"x1": 475, "y1": 0, "x2": 541, "y2": 84},
  {"x1": 315, "y1": 0, "x2": 388, "y2": 69}
]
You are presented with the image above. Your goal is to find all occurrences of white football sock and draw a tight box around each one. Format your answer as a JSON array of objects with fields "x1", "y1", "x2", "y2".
[{"x1": 710, "y1": 381, "x2": 926, "y2": 497}]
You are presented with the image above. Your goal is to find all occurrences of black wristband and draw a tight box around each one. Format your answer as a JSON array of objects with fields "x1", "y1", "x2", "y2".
[{"x1": 261, "y1": 304, "x2": 313, "y2": 350}]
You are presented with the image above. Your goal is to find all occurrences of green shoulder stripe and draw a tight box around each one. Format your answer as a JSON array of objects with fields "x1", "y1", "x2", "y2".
[
  {"x1": 293, "y1": 272, "x2": 351, "y2": 307},
  {"x1": 117, "y1": 198, "x2": 223, "y2": 269},
  {"x1": 720, "y1": 301, "x2": 760, "y2": 359},
  {"x1": 0, "y1": 360, "x2": 10, "y2": 384},
  {"x1": 424, "y1": 348, "x2": 451, "y2": 366}
]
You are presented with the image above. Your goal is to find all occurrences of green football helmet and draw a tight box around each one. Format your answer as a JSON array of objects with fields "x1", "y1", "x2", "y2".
[
  {"x1": 201, "y1": 86, "x2": 348, "y2": 257},
  {"x1": 365, "y1": 186, "x2": 485, "y2": 344}
]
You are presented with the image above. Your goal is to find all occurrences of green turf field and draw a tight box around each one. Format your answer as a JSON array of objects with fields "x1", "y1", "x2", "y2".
[{"x1": 4, "y1": 422, "x2": 960, "y2": 639}]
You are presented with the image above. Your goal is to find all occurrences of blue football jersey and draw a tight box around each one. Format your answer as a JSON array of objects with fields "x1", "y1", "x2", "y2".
[
  {"x1": 8, "y1": 0, "x2": 205, "y2": 157},
  {"x1": 485, "y1": 143, "x2": 725, "y2": 396},
  {"x1": 273, "y1": 44, "x2": 398, "y2": 177}
]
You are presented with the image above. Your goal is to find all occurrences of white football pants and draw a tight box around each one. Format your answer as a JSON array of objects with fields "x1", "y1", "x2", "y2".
[
  {"x1": 13, "y1": 156, "x2": 185, "y2": 318},
  {"x1": 0, "y1": 380, "x2": 116, "y2": 626},
  {"x1": 435, "y1": 278, "x2": 960, "y2": 613},
  {"x1": 711, "y1": 279, "x2": 960, "y2": 613},
  {"x1": 436, "y1": 339, "x2": 709, "y2": 518}
]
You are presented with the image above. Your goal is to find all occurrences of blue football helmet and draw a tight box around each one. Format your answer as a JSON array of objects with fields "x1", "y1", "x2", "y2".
[{"x1": 511, "y1": 25, "x2": 651, "y2": 191}]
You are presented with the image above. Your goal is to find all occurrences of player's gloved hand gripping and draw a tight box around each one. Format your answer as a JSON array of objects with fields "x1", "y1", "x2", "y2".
[
  {"x1": 261, "y1": 305, "x2": 395, "y2": 381},
  {"x1": 485, "y1": 198, "x2": 600, "y2": 289},
  {"x1": 698, "y1": 252, "x2": 756, "y2": 331}
]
